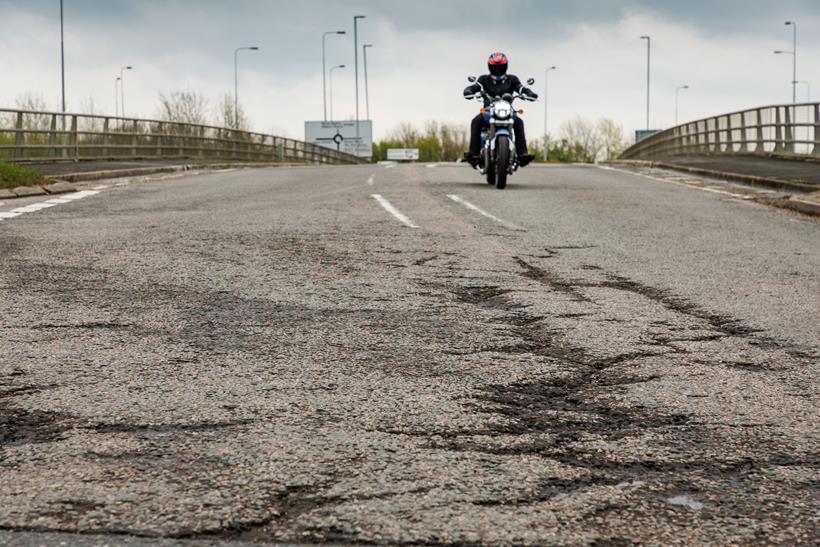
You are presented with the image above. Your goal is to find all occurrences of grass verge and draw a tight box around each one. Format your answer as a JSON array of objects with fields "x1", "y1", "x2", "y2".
[{"x1": 0, "y1": 162, "x2": 44, "y2": 190}]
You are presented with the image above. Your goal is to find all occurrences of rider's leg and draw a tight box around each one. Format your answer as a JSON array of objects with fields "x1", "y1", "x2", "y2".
[
  {"x1": 513, "y1": 117, "x2": 528, "y2": 155},
  {"x1": 469, "y1": 114, "x2": 485, "y2": 157},
  {"x1": 514, "y1": 117, "x2": 535, "y2": 166}
]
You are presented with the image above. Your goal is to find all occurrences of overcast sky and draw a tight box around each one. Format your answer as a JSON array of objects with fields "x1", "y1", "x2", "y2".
[{"x1": 2, "y1": 0, "x2": 819, "y2": 140}]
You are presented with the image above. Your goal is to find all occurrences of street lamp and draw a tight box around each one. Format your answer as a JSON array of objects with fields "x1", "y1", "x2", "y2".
[
  {"x1": 675, "y1": 85, "x2": 689, "y2": 126},
  {"x1": 119, "y1": 66, "x2": 133, "y2": 118},
  {"x1": 329, "y1": 65, "x2": 345, "y2": 121},
  {"x1": 234, "y1": 46, "x2": 259, "y2": 128},
  {"x1": 640, "y1": 36, "x2": 651, "y2": 130},
  {"x1": 353, "y1": 15, "x2": 366, "y2": 137},
  {"x1": 774, "y1": 22, "x2": 797, "y2": 104},
  {"x1": 322, "y1": 31, "x2": 346, "y2": 122},
  {"x1": 60, "y1": 0, "x2": 66, "y2": 118},
  {"x1": 363, "y1": 44, "x2": 373, "y2": 120},
  {"x1": 786, "y1": 21, "x2": 797, "y2": 104},
  {"x1": 543, "y1": 66, "x2": 557, "y2": 161}
]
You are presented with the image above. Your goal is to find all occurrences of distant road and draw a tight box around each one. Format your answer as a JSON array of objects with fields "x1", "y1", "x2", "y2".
[{"x1": 0, "y1": 164, "x2": 816, "y2": 545}]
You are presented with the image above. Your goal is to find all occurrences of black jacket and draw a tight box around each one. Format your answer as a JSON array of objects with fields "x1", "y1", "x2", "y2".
[{"x1": 463, "y1": 74, "x2": 537, "y2": 106}]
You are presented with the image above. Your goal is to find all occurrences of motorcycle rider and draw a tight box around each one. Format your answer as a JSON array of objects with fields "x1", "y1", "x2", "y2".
[{"x1": 463, "y1": 52, "x2": 537, "y2": 168}]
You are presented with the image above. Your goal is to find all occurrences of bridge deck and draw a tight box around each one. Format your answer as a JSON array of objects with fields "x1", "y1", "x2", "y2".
[{"x1": 657, "y1": 155, "x2": 820, "y2": 186}]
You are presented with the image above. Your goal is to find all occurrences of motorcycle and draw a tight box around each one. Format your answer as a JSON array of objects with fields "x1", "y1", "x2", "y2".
[{"x1": 465, "y1": 76, "x2": 537, "y2": 189}]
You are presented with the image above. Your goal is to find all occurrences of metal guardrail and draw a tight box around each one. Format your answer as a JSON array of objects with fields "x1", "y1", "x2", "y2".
[
  {"x1": 621, "y1": 102, "x2": 820, "y2": 160},
  {"x1": 0, "y1": 108, "x2": 365, "y2": 165}
]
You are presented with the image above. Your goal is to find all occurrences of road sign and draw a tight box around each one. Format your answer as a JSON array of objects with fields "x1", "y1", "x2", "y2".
[
  {"x1": 635, "y1": 129, "x2": 661, "y2": 142},
  {"x1": 305, "y1": 121, "x2": 373, "y2": 159},
  {"x1": 387, "y1": 148, "x2": 420, "y2": 161}
]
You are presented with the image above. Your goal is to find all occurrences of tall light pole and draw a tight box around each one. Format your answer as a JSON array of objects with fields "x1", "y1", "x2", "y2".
[
  {"x1": 322, "y1": 31, "x2": 346, "y2": 122},
  {"x1": 353, "y1": 15, "x2": 366, "y2": 137},
  {"x1": 363, "y1": 44, "x2": 373, "y2": 120},
  {"x1": 675, "y1": 85, "x2": 689, "y2": 126},
  {"x1": 640, "y1": 36, "x2": 651, "y2": 130},
  {"x1": 774, "y1": 22, "x2": 797, "y2": 104},
  {"x1": 234, "y1": 46, "x2": 259, "y2": 128},
  {"x1": 60, "y1": 0, "x2": 66, "y2": 118},
  {"x1": 786, "y1": 21, "x2": 797, "y2": 104},
  {"x1": 329, "y1": 65, "x2": 345, "y2": 121},
  {"x1": 114, "y1": 77, "x2": 120, "y2": 117},
  {"x1": 543, "y1": 66, "x2": 557, "y2": 161},
  {"x1": 119, "y1": 66, "x2": 132, "y2": 118}
]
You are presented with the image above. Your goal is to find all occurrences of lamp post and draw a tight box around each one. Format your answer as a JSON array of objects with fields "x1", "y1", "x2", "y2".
[
  {"x1": 543, "y1": 66, "x2": 557, "y2": 161},
  {"x1": 675, "y1": 85, "x2": 689, "y2": 126},
  {"x1": 363, "y1": 44, "x2": 373, "y2": 120},
  {"x1": 60, "y1": 0, "x2": 66, "y2": 118},
  {"x1": 322, "y1": 31, "x2": 346, "y2": 122},
  {"x1": 774, "y1": 22, "x2": 797, "y2": 104},
  {"x1": 234, "y1": 46, "x2": 259, "y2": 128},
  {"x1": 329, "y1": 65, "x2": 345, "y2": 121},
  {"x1": 786, "y1": 21, "x2": 797, "y2": 104},
  {"x1": 353, "y1": 15, "x2": 366, "y2": 137},
  {"x1": 119, "y1": 66, "x2": 132, "y2": 118},
  {"x1": 114, "y1": 77, "x2": 120, "y2": 117},
  {"x1": 640, "y1": 36, "x2": 651, "y2": 130}
]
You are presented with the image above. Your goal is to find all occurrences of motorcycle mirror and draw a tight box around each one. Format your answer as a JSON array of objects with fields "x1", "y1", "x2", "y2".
[
  {"x1": 526, "y1": 78, "x2": 535, "y2": 86},
  {"x1": 467, "y1": 76, "x2": 477, "y2": 83}
]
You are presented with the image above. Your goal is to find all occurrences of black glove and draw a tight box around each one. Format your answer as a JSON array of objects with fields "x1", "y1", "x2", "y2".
[{"x1": 522, "y1": 88, "x2": 538, "y2": 100}]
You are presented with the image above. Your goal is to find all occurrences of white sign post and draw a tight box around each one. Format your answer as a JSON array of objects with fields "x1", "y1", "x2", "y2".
[
  {"x1": 305, "y1": 121, "x2": 373, "y2": 159},
  {"x1": 387, "y1": 148, "x2": 420, "y2": 161}
]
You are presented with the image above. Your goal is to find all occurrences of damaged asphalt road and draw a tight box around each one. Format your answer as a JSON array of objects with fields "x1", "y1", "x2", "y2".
[{"x1": 0, "y1": 164, "x2": 818, "y2": 545}]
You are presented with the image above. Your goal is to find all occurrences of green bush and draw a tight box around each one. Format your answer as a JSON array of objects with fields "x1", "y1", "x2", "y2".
[{"x1": 0, "y1": 162, "x2": 44, "y2": 189}]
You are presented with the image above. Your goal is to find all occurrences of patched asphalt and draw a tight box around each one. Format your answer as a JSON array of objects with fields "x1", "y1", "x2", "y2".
[{"x1": 0, "y1": 164, "x2": 817, "y2": 545}]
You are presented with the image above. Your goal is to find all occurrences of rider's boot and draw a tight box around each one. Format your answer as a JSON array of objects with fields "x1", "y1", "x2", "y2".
[
  {"x1": 463, "y1": 152, "x2": 480, "y2": 169},
  {"x1": 517, "y1": 153, "x2": 535, "y2": 167}
]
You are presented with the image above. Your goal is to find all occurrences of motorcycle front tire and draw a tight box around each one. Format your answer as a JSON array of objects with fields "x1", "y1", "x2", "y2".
[
  {"x1": 495, "y1": 136, "x2": 510, "y2": 189},
  {"x1": 484, "y1": 153, "x2": 495, "y2": 184}
]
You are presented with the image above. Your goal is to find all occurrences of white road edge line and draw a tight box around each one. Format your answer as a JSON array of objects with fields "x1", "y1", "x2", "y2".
[
  {"x1": 447, "y1": 194, "x2": 525, "y2": 231},
  {"x1": 370, "y1": 194, "x2": 419, "y2": 228},
  {"x1": 596, "y1": 165, "x2": 755, "y2": 200},
  {"x1": 0, "y1": 189, "x2": 101, "y2": 222}
]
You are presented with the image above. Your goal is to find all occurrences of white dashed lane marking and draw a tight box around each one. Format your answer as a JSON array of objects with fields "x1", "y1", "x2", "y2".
[
  {"x1": 447, "y1": 194, "x2": 525, "y2": 231},
  {"x1": 0, "y1": 190, "x2": 100, "y2": 222},
  {"x1": 370, "y1": 194, "x2": 419, "y2": 229},
  {"x1": 367, "y1": 175, "x2": 375, "y2": 186}
]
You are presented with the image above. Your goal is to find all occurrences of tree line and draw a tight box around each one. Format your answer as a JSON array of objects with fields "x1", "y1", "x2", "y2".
[{"x1": 373, "y1": 117, "x2": 631, "y2": 163}]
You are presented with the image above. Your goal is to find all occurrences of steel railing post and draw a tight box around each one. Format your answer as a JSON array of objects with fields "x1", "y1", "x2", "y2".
[
  {"x1": 755, "y1": 109, "x2": 765, "y2": 154},
  {"x1": 47, "y1": 114, "x2": 57, "y2": 158},
  {"x1": 784, "y1": 106, "x2": 794, "y2": 153},
  {"x1": 813, "y1": 103, "x2": 820, "y2": 156},
  {"x1": 103, "y1": 118, "x2": 110, "y2": 158},
  {"x1": 774, "y1": 107, "x2": 785, "y2": 153},
  {"x1": 13, "y1": 112, "x2": 24, "y2": 159},
  {"x1": 71, "y1": 115, "x2": 79, "y2": 160},
  {"x1": 130, "y1": 120, "x2": 138, "y2": 157},
  {"x1": 739, "y1": 111, "x2": 748, "y2": 153}
]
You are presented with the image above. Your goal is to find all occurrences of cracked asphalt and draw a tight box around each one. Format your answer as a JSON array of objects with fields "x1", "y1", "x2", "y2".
[{"x1": 1, "y1": 163, "x2": 818, "y2": 545}]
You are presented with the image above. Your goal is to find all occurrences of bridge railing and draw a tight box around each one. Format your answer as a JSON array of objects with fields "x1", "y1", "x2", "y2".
[
  {"x1": 0, "y1": 108, "x2": 365, "y2": 165},
  {"x1": 621, "y1": 102, "x2": 820, "y2": 160}
]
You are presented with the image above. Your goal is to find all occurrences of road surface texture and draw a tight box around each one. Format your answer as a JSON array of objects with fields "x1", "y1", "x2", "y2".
[{"x1": 1, "y1": 164, "x2": 818, "y2": 545}]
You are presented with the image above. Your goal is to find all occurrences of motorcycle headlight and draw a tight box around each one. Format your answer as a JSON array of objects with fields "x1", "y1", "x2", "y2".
[{"x1": 493, "y1": 106, "x2": 511, "y2": 119}]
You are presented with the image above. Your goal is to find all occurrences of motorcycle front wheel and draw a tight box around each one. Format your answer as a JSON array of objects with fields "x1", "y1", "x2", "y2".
[
  {"x1": 484, "y1": 153, "x2": 495, "y2": 184},
  {"x1": 495, "y1": 136, "x2": 510, "y2": 189}
]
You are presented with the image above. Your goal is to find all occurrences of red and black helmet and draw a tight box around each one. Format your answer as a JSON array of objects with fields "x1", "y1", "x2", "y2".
[{"x1": 488, "y1": 52, "x2": 509, "y2": 79}]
